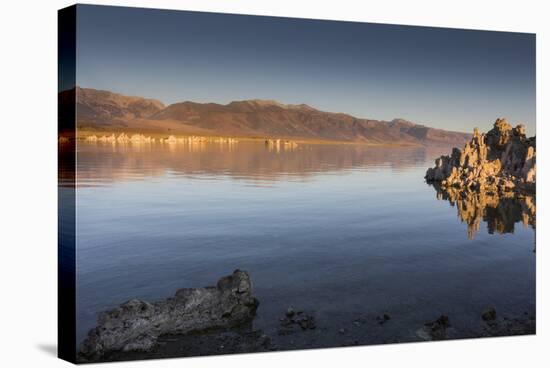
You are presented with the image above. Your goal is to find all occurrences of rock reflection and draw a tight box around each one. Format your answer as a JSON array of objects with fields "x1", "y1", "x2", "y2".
[{"x1": 431, "y1": 183, "x2": 536, "y2": 239}]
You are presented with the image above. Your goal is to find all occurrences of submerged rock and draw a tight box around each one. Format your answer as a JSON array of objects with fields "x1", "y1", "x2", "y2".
[
  {"x1": 79, "y1": 270, "x2": 259, "y2": 361},
  {"x1": 418, "y1": 315, "x2": 451, "y2": 341},
  {"x1": 278, "y1": 308, "x2": 316, "y2": 333},
  {"x1": 286, "y1": 307, "x2": 296, "y2": 318},
  {"x1": 425, "y1": 119, "x2": 536, "y2": 195},
  {"x1": 482, "y1": 313, "x2": 535, "y2": 337},
  {"x1": 376, "y1": 313, "x2": 391, "y2": 325},
  {"x1": 482, "y1": 307, "x2": 497, "y2": 322}
]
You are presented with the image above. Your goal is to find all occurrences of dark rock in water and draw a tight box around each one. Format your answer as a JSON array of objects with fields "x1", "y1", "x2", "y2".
[
  {"x1": 482, "y1": 313, "x2": 535, "y2": 337},
  {"x1": 482, "y1": 307, "x2": 497, "y2": 321},
  {"x1": 79, "y1": 270, "x2": 259, "y2": 361},
  {"x1": 286, "y1": 307, "x2": 295, "y2": 318},
  {"x1": 434, "y1": 315, "x2": 450, "y2": 327},
  {"x1": 420, "y1": 315, "x2": 451, "y2": 340},
  {"x1": 425, "y1": 119, "x2": 536, "y2": 195},
  {"x1": 102, "y1": 325, "x2": 274, "y2": 361},
  {"x1": 296, "y1": 315, "x2": 316, "y2": 330},
  {"x1": 278, "y1": 308, "x2": 316, "y2": 333},
  {"x1": 377, "y1": 313, "x2": 391, "y2": 324}
]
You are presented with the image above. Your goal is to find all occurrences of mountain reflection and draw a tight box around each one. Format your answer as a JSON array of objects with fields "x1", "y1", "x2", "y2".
[
  {"x1": 60, "y1": 141, "x2": 451, "y2": 187},
  {"x1": 430, "y1": 183, "x2": 536, "y2": 239}
]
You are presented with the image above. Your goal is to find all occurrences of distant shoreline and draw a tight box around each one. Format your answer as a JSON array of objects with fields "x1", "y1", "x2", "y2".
[{"x1": 64, "y1": 129, "x2": 443, "y2": 148}]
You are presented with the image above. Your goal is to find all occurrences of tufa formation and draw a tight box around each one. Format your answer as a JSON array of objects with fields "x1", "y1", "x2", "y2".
[
  {"x1": 79, "y1": 270, "x2": 259, "y2": 362},
  {"x1": 425, "y1": 119, "x2": 536, "y2": 194}
]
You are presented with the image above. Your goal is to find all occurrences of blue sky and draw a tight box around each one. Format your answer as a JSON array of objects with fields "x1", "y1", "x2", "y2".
[{"x1": 76, "y1": 5, "x2": 536, "y2": 134}]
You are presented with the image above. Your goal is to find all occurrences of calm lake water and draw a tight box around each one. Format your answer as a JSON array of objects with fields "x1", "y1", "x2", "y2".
[{"x1": 68, "y1": 141, "x2": 535, "y2": 348}]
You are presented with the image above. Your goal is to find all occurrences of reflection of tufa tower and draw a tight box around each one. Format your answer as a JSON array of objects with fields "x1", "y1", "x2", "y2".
[{"x1": 434, "y1": 184, "x2": 536, "y2": 240}]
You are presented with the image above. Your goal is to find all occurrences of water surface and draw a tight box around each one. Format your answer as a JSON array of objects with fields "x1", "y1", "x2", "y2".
[{"x1": 69, "y1": 141, "x2": 535, "y2": 348}]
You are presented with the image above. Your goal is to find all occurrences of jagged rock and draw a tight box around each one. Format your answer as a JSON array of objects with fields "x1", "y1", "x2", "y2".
[
  {"x1": 425, "y1": 119, "x2": 536, "y2": 195},
  {"x1": 79, "y1": 270, "x2": 259, "y2": 360},
  {"x1": 427, "y1": 120, "x2": 537, "y2": 239}
]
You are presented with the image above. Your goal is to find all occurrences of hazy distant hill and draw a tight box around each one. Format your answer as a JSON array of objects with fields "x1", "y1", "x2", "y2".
[{"x1": 72, "y1": 87, "x2": 471, "y2": 146}]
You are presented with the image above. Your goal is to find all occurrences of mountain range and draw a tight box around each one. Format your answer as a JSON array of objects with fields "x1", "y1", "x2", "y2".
[{"x1": 68, "y1": 87, "x2": 471, "y2": 146}]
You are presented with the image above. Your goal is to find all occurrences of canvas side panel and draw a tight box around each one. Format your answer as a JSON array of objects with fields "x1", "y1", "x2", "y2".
[{"x1": 58, "y1": 4, "x2": 77, "y2": 363}]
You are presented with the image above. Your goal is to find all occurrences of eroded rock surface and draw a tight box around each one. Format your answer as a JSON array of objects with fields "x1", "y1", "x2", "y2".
[
  {"x1": 79, "y1": 270, "x2": 259, "y2": 361},
  {"x1": 425, "y1": 119, "x2": 536, "y2": 194}
]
